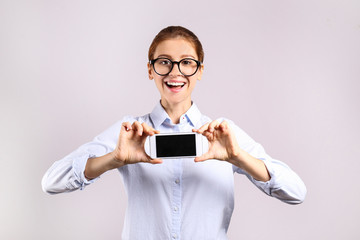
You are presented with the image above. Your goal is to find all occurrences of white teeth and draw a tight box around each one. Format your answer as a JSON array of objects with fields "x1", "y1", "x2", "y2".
[{"x1": 166, "y1": 82, "x2": 185, "y2": 87}]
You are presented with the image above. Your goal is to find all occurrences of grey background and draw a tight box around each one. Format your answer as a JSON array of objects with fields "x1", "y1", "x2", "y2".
[{"x1": 1, "y1": 0, "x2": 360, "y2": 239}]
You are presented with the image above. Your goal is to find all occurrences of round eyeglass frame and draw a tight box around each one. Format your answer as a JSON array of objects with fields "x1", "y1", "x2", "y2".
[{"x1": 149, "y1": 58, "x2": 202, "y2": 77}]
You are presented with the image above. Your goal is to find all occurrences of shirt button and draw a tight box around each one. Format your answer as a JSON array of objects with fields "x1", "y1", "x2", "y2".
[
  {"x1": 175, "y1": 179, "x2": 180, "y2": 184},
  {"x1": 173, "y1": 206, "x2": 178, "y2": 212},
  {"x1": 172, "y1": 233, "x2": 177, "y2": 239}
]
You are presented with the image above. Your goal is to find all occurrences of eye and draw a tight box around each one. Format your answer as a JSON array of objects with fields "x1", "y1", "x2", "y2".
[
  {"x1": 182, "y1": 60, "x2": 192, "y2": 65},
  {"x1": 158, "y1": 59, "x2": 171, "y2": 65},
  {"x1": 181, "y1": 59, "x2": 197, "y2": 67}
]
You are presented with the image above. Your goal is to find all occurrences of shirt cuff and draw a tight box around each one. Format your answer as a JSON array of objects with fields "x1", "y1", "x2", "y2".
[
  {"x1": 250, "y1": 158, "x2": 276, "y2": 195},
  {"x1": 72, "y1": 153, "x2": 98, "y2": 190}
]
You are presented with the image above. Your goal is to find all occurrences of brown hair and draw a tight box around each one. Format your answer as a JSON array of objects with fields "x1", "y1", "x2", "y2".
[{"x1": 148, "y1": 26, "x2": 204, "y2": 63}]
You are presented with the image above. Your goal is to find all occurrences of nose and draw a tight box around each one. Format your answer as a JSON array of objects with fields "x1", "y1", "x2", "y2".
[{"x1": 168, "y1": 62, "x2": 182, "y2": 76}]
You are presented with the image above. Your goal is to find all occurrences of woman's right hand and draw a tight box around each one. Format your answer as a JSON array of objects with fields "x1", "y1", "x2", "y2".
[
  {"x1": 85, "y1": 121, "x2": 162, "y2": 180},
  {"x1": 111, "y1": 121, "x2": 162, "y2": 166}
]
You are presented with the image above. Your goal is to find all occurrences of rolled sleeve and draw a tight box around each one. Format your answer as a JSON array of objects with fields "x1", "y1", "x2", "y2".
[
  {"x1": 229, "y1": 119, "x2": 306, "y2": 204},
  {"x1": 264, "y1": 158, "x2": 307, "y2": 204},
  {"x1": 247, "y1": 157, "x2": 276, "y2": 195},
  {"x1": 42, "y1": 119, "x2": 122, "y2": 194},
  {"x1": 234, "y1": 156, "x2": 306, "y2": 204},
  {"x1": 72, "y1": 153, "x2": 98, "y2": 190}
]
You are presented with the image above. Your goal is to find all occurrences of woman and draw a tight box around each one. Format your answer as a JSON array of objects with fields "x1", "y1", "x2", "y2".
[{"x1": 42, "y1": 26, "x2": 306, "y2": 240}]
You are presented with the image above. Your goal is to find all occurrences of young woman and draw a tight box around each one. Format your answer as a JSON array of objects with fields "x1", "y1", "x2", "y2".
[{"x1": 42, "y1": 26, "x2": 306, "y2": 240}]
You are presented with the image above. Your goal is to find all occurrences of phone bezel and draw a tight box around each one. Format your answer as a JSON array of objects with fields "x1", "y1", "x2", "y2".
[{"x1": 149, "y1": 132, "x2": 204, "y2": 159}]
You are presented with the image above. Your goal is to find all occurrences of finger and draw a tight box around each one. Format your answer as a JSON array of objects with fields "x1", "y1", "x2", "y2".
[
  {"x1": 141, "y1": 122, "x2": 153, "y2": 135},
  {"x1": 196, "y1": 122, "x2": 210, "y2": 134},
  {"x1": 194, "y1": 152, "x2": 213, "y2": 162},
  {"x1": 208, "y1": 120, "x2": 220, "y2": 132},
  {"x1": 148, "y1": 158, "x2": 163, "y2": 164},
  {"x1": 132, "y1": 121, "x2": 143, "y2": 136},
  {"x1": 198, "y1": 130, "x2": 211, "y2": 141},
  {"x1": 219, "y1": 120, "x2": 229, "y2": 132},
  {"x1": 141, "y1": 122, "x2": 159, "y2": 136},
  {"x1": 143, "y1": 155, "x2": 163, "y2": 164},
  {"x1": 132, "y1": 121, "x2": 144, "y2": 136},
  {"x1": 219, "y1": 121, "x2": 234, "y2": 139},
  {"x1": 122, "y1": 122, "x2": 132, "y2": 131},
  {"x1": 192, "y1": 128, "x2": 200, "y2": 134}
]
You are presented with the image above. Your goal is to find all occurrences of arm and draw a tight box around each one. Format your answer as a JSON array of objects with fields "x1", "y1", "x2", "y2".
[
  {"x1": 84, "y1": 121, "x2": 162, "y2": 180},
  {"x1": 42, "y1": 120, "x2": 161, "y2": 194},
  {"x1": 194, "y1": 120, "x2": 270, "y2": 181},
  {"x1": 193, "y1": 119, "x2": 306, "y2": 204},
  {"x1": 41, "y1": 140, "x2": 110, "y2": 194}
]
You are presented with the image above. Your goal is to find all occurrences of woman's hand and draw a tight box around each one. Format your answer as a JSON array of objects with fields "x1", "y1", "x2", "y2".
[
  {"x1": 112, "y1": 121, "x2": 163, "y2": 166},
  {"x1": 193, "y1": 120, "x2": 270, "y2": 182},
  {"x1": 192, "y1": 120, "x2": 241, "y2": 163},
  {"x1": 85, "y1": 121, "x2": 161, "y2": 180}
]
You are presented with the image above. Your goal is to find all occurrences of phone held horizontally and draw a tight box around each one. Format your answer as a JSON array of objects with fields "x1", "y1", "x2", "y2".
[{"x1": 148, "y1": 132, "x2": 208, "y2": 159}]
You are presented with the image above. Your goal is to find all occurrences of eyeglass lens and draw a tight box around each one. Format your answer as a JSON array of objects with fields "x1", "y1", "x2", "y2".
[{"x1": 153, "y1": 58, "x2": 199, "y2": 76}]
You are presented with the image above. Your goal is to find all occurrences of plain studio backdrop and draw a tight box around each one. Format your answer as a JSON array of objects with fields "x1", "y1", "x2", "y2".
[{"x1": 1, "y1": 0, "x2": 359, "y2": 239}]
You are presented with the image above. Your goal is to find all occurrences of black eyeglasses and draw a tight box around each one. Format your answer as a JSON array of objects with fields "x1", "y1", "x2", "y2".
[{"x1": 150, "y1": 58, "x2": 202, "y2": 77}]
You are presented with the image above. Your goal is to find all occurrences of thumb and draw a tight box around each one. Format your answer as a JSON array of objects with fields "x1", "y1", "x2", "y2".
[
  {"x1": 194, "y1": 152, "x2": 213, "y2": 163},
  {"x1": 149, "y1": 158, "x2": 163, "y2": 164},
  {"x1": 144, "y1": 154, "x2": 163, "y2": 164}
]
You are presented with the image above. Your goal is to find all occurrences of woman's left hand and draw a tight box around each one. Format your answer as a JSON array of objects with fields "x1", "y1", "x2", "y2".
[
  {"x1": 193, "y1": 120, "x2": 271, "y2": 182},
  {"x1": 192, "y1": 120, "x2": 241, "y2": 163}
]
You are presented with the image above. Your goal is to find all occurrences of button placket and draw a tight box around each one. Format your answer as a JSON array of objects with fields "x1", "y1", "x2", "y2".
[
  {"x1": 170, "y1": 125, "x2": 182, "y2": 239},
  {"x1": 171, "y1": 165, "x2": 182, "y2": 239}
]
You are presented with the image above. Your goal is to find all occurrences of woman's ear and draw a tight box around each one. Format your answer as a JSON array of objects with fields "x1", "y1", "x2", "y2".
[{"x1": 147, "y1": 62, "x2": 153, "y2": 80}]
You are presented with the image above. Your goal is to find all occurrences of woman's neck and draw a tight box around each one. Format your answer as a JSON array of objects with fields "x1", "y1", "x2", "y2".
[{"x1": 161, "y1": 99, "x2": 192, "y2": 124}]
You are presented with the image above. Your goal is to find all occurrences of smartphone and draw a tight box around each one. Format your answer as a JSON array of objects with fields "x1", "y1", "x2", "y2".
[{"x1": 149, "y1": 132, "x2": 208, "y2": 159}]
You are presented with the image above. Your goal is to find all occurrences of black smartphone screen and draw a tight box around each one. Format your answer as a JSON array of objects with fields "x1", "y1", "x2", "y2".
[{"x1": 156, "y1": 134, "x2": 196, "y2": 157}]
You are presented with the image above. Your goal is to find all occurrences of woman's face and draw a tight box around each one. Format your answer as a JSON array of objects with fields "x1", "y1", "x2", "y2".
[{"x1": 148, "y1": 38, "x2": 203, "y2": 108}]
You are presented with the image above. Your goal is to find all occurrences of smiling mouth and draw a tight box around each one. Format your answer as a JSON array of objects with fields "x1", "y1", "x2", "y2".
[{"x1": 165, "y1": 81, "x2": 185, "y2": 88}]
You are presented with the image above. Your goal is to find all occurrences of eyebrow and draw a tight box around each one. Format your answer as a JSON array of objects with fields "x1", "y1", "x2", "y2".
[{"x1": 156, "y1": 54, "x2": 197, "y2": 59}]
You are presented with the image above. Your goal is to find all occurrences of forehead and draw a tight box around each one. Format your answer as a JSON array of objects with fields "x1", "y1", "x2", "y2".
[{"x1": 153, "y1": 38, "x2": 198, "y2": 59}]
